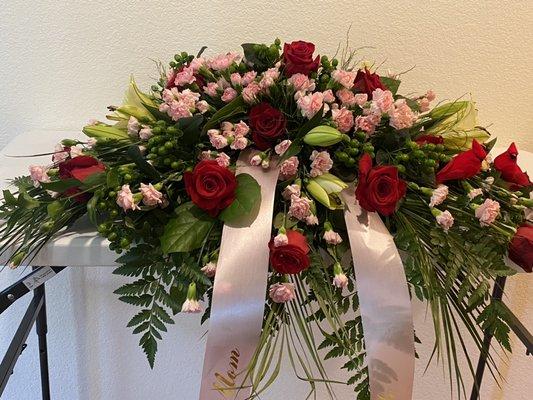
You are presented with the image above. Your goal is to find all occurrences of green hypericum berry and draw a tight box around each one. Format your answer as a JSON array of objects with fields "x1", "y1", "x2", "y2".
[
  {"x1": 169, "y1": 61, "x2": 176, "y2": 68},
  {"x1": 164, "y1": 141, "x2": 174, "y2": 149},
  {"x1": 397, "y1": 164, "x2": 406, "y2": 174},
  {"x1": 336, "y1": 151, "x2": 349, "y2": 161},
  {"x1": 424, "y1": 143, "x2": 436, "y2": 151},
  {"x1": 151, "y1": 85, "x2": 159, "y2": 92},
  {"x1": 347, "y1": 148, "x2": 359, "y2": 157},
  {"x1": 413, "y1": 150, "x2": 425, "y2": 159},
  {"x1": 123, "y1": 174, "x2": 132, "y2": 182},
  {"x1": 425, "y1": 159, "x2": 437, "y2": 167},
  {"x1": 398, "y1": 153, "x2": 410, "y2": 162},
  {"x1": 171, "y1": 161, "x2": 180, "y2": 169},
  {"x1": 331, "y1": 58, "x2": 338, "y2": 67},
  {"x1": 274, "y1": 38, "x2": 281, "y2": 46},
  {"x1": 109, "y1": 210, "x2": 118, "y2": 218},
  {"x1": 152, "y1": 126, "x2": 163, "y2": 135},
  {"x1": 355, "y1": 131, "x2": 367, "y2": 141},
  {"x1": 107, "y1": 232, "x2": 118, "y2": 241},
  {"x1": 435, "y1": 144, "x2": 445, "y2": 152},
  {"x1": 166, "y1": 126, "x2": 178, "y2": 135},
  {"x1": 97, "y1": 201, "x2": 107, "y2": 210},
  {"x1": 346, "y1": 158, "x2": 356, "y2": 167},
  {"x1": 406, "y1": 140, "x2": 419, "y2": 150},
  {"x1": 120, "y1": 238, "x2": 130, "y2": 249},
  {"x1": 158, "y1": 146, "x2": 168, "y2": 155},
  {"x1": 108, "y1": 191, "x2": 116, "y2": 198},
  {"x1": 156, "y1": 120, "x2": 167, "y2": 127},
  {"x1": 97, "y1": 224, "x2": 108, "y2": 233},
  {"x1": 163, "y1": 158, "x2": 171, "y2": 165}
]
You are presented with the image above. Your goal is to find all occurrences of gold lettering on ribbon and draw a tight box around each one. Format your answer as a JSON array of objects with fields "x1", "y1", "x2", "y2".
[{"x1": 212, "y1": 348, "x2": 241, "y2": 398}]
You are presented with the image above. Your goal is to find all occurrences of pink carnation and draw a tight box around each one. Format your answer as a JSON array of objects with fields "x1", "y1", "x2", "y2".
[
  {"x1": 196, "y1": 100, "x2": 209, "y2": 114},
  {"x1": 208, "y1": 52, "x2": 240, "y2": 71},
  {"x1": 418, "y1": 97, "x2": 431, "y2": 112},
  {"x1": 52, "y1": 143, "x2": 69, "y2": 163},
  {"x1": 426, "y1": 90, "x2": 436, "y2": 102},
  {"x1": 372, "y1": 88, "x2": 394, "y2": 113},
  {"x1": 429, "y1": 184, "x2": 448, "y2": 207},
  {"x1": 116, "y1": 184, "x2": 139, "y2": 211},
  {"x1": 279, "y1": 156, "x2": 299, "y2": 180},
  {"x1": 282, "y1": 184, "x2": 300, "y2": 200},
  {"x1": 215, "y1": 152, "x2": 231, "y2": 167},
  {"x1": 475, "y1": 199, "x2": 500, "y2": 226},
  {"x1": 288, "y1": 195, "x2": 312, "y2": 220},
  {"x1": 208, "y1": 129, "x2": 228, "y2": 149},
  {"x1": 389, "y1": 99, "x2": 417, "y2": 130},
  {"x1": 331, "y1": 69, "x2": 357, "y2": 89},
  {"x1": 287, "y1": 73, "x2": 315, "y2": 92},
  {"x1": 305, "y1": 214, "x2": 319, "y2": 225},
  {"x1": 332, "y1": 107, "x2": 354, "y2": 133},
  {"x1": 203, "y1": 82, "x2": 219, "y2": 97},
  {"x1": 230, "y1": 135, "x2": 248, "y2": 150},
  {"x1": 336, "y1": 89, "x2": 356, "y2": 107},
  {"x1": 230, "y1": 73, "x2": 242, "y2": 86},
  {"x1": 221, "y1": 87, "x2": 237, "y2": 103},
  {"x1": 139, "y1": 126, "x2": 153, "y2": 140},
  {"x1": 333, "y1": 272, "x2": 349, "y2": 289},
  {"x1": 354, "y1": 93, "x2": 369, "y2": 106},
  {"x1": 274, "y1": 139, "x2": 292, "y2": 156},
  {"x1": 140, "y1": 183, "x2": 163, "y2": 206},
  {"x1": 189, "y1": 57, "x2": 205, "y2": 72},
  {"x1": 241, "y1": 71, "x2": 257, "y2": 86},
  {"x1": 242, "y1": 82, "x2": 261, "y2": 104},
  {"x1": 29, "y1": 165, "x2": 50, "y2": 187},
  {"x1": 322, "y1": 89, "x2": 335, "y2": 103},
  {"x1": 174, "y1": 66, "x2": 196, "y2": 87},
  {"x1": 269, "y1": 283, "x2": 296, "y2": 303},
  {"x1": 250, "y1": 154, "x2": 262, "y2": 166},
  {"x1": 297, "y1": 92, "x2": 325, "y2": 119},
  {"x1": 355, "y1": 114, "x2": 380, "y2": 134},
  {"x1": 310, "y1": 150, "x2": 333, "y2": 177},
  {"x1": 323, "y1": 230, "x2": 342, "y2": 245},
  {"x1": 234, "y1": 121, "x2": 250, "y2": 136},
  {"x1": 436, "y1": 210, "x2": 454, "y2": 231},
  {"x1": 273, "y1": 233, "x2": 289, "y2": 247}
]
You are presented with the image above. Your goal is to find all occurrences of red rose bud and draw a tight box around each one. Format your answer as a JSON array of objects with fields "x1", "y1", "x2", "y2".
[
  {"x1": 355, "y1": 153, "x2": 407, "y2": 216},
  {"x1": 415, "y1": 135, "x2": 444, "y2": 146},
  {"x1": 268, "y1": 229, "x2": 310, "y2": 274},
  {"x1": 493, "y1": 143, "x2": 532, "y2": 190},
  {"x1": 353, "y1": 68, "x2": 386, "y2": 99},
  {"x1": 508, "y1": 224, "x2": 533, "y2": 272},
  {"x1": 58, "y1": 155, "x2": 106, "y2": 202},
  {"x1": 282, "y1": 41, "x2": 320, "y2": 77},
  {"x1": 436, "y1": 139, "x2": 486, "y2": 183},
  {"x1": 249, "y1": 102, "x2": 287, "y2": 150},
  {"x1": 184, "y1": 160, "x2": 237, "y2": 217}
]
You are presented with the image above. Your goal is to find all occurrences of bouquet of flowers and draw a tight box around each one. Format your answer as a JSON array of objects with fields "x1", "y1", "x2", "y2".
[{"x1": 1, "y1": 38, "x2": 531, "y2": 399}]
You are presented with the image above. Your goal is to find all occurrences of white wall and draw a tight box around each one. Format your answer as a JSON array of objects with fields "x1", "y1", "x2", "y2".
[{"x1": 0, "y1": 1, "x2": 532, "y2": 399}]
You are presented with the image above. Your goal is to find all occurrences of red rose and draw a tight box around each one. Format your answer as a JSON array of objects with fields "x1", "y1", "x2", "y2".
[
  {"x1": 353, "y1": 68, "x2": 387, "y2": 99},
  {"x1": 249, "y1": 102, "x2": 287, "y2": 150},
  {"x1": 493, "y1": 143, "x2": 532, "y2": 190},
  {"x1": 184, "y1": 160, "x2": 237, "y2": 217},
  {"x1": 269, "y1": 230, "x2": 310, "y2": 274},
  {"x1": 58, "y1": 155, "x2": 106, "y2": 202},
  {"x1": 355, "y1": 153, "x2": 407, "y2": 216},
  {"x1": 436, "y1": 139, "x2": 487, "y2": 183},
  {"x1": 415, "y1": 135, "x2": 444, "y2": 146},
  {"x1": 508, "y1": 224, "x2": 533, "y2": 272},
  {"x1": 282, "y1": 41, "x2": 320, "y2": 77}
]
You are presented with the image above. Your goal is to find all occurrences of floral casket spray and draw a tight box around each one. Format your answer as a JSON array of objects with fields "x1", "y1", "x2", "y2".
[{"x1": 1, "y1": 39, "x2": 532, "y2": 400}]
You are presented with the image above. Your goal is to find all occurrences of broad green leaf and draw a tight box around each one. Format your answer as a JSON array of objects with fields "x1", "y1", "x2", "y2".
[
  {"x1": 83, "y1": 125, "x2": 130, "y2": 140},
  {"x1": 17, "y1": 191, "x2": 39, "y2": 209},
  {"x1": 2, "y1": 190, "x2": 17, "y2": 206},
  {"x1": 161, "y1": 202, "x2": 215, "y2": 253},
  {"x1": 80, "y1": 171, "x2": 106, "y2": 189},
  {"x1": 380, "y1": 76, "x2": 401, "y2": 95},
  {"x1": 219, "y1": 173, "x2": 261, "y2": 224},
  {"x1": 177, "y1": 114, "x2": 204, "y2": 145},
  {"x1": 40, "y1": 179, "x2": 81, "y2": 192}
]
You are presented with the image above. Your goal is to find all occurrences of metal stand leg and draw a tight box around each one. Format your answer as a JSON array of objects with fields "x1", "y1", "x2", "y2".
[
  {"x1": 470, "y1": 276, "x2": 507, "y2": 400},
  {"x1": 33, "y1": 269, "x2": 51, "y2": 400}
]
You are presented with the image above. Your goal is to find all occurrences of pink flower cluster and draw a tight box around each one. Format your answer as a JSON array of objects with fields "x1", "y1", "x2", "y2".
[
  {"x1": 159, "y1": 88, "x2": 207, "y2": 121},
  {"x1": 309, "y1": 150, "x2": 332, "y2": 177},
  {"x1": 200, "y1": 150, "x2": 231, "y2": 167},
  {"x1": 475, "y1": 199, "x2": 500, "y2": 226},
  {"x1": 207, "y1": 120, "x2": 250, "y2": 151},
  {"x1": 207, "y1": 52, "x2": 241, "y2": 71}
]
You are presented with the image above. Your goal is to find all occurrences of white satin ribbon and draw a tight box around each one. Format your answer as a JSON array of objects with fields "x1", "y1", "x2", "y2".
[
  {"x1": 342, "y1": 190, "x2": 415, "y2": 400},
  {"x1": 199, "y1": 151, "x2": 279, "y2": 400}
]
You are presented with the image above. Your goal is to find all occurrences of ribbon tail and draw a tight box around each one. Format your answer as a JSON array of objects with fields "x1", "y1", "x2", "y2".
[
  {"x1": 199, "y1": 151, "x2": 279, "y2": 400},
  {"x1": 342, "y1": 190, "x2": 415, "y2": 400}
]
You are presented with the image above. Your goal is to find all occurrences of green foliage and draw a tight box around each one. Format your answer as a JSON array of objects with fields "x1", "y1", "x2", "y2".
[
  {"x1": 161, "y1": 202, "x2": 215, "y2": 253},
  {"x1": 219, "y1": 173, "x2": 261, "y2": 224}
]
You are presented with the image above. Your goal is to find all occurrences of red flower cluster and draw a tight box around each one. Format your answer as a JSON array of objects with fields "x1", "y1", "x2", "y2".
[
  {"x1": 436, "y1": 139, "x2": 487, "y2": 183},
  {"x1": 184, "y1": 160, "x2": 237, "y2": 217},
  {"x1": 58, "y1": 155, "x2": 105, "y2": 202},
  {"x1": 509, "y1": 224, "x2": 533, "y2": 272},
  {"x1": 353, "y1": 68, "x2": 387, "y2": 99},
  {"x1": 494, "y1": 143, "x2": 532, "y2": 190},
  {"x1": 355, "y1": 154, "x2": 407, "y2": 216},
  {"x1": 269, "y1": 230, "x2": 310, "y2": 274},
  {"x1": 282, "y1": 41, "x2": 320, "y2": 77},
  {"x1": 249, "y1": 102, "x2": 287, "y2": 150}
]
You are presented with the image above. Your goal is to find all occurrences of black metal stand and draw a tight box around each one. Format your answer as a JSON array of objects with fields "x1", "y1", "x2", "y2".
[
  {"x1": 0, "y1": 266, "x2": 65, "y2": 399},
  {"x1": 470, "y1": 276, "x2": 533, "y2": 400},
  {"x1": 34, "y1": 269, "x2": 51, "y2": 400}
]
